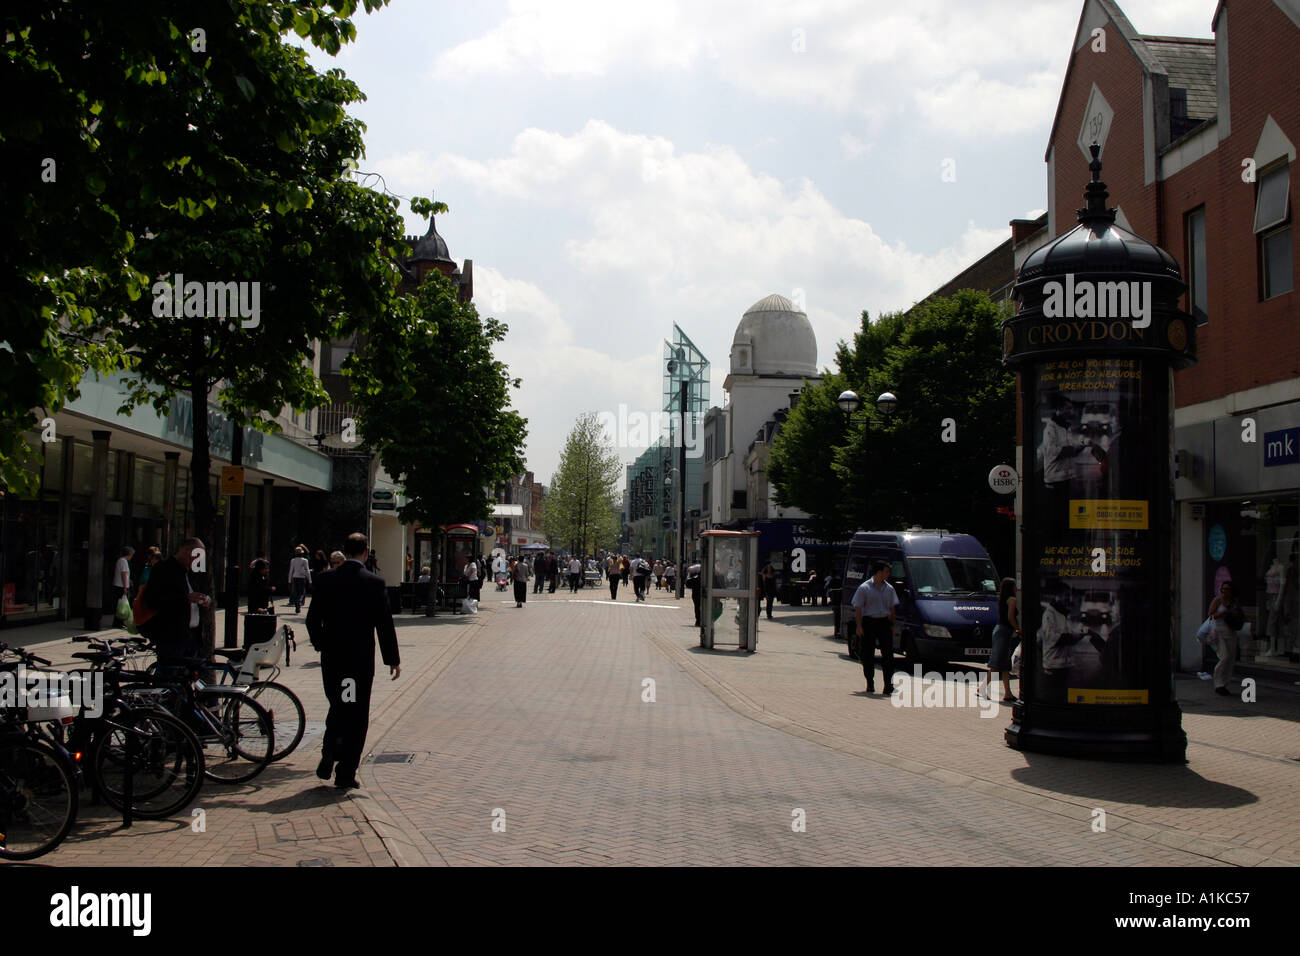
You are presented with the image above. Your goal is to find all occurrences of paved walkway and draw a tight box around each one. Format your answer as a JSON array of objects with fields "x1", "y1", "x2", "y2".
[{"x1": 6, "y1": 585, "x2": 1296, "y2": 866}]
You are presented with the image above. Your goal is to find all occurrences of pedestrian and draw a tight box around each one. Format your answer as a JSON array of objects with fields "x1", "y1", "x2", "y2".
[
  {"x1": 608, "y1": 560, "x2": 621, "y2": 600},
  {"x1": 247, "y1": 558, "x2": 276, "y2": 613},
  {"x1": 664, "y1": 561, "x2": 676, "y2": 595},
  {"x1": 112, "y1": 545, "x2": 134, "y2": 629},
  {"x1": 620, "y1": 555, "x2": 630, "y2": 586},
  {"x1": 686, "y1": 562, "x2": 702, "y2": 625},
  {"x1": 311, "y1": 549, "x2": 328, "y2": 577},
  {"x1": 288, "y1": 546, "x2": 311, "y2": 613},
  {"x1": 760, "y1": 562, "x2": 776, "y2": 620},
  {"x1": 330, "y1": 551, "x2": 344, "y2": 569},
  {"x1": 463, "y1": 556, "x2": 480, "y2": 603},
  {"x1": 547, "y1": 552, "x2": 559, "y2": 593},
  {"x1": 137, "y1": 538, "x2": 211, "y2": 664},
  {"x1": 306, "y1": 532, "x2": 400, "y2": 790},
  {"x1": 364, "y1": 549, "x2": 378, "y2": 573},
  {"x1": 981, "y1": 577, "x2": 1020, "y2": 703},
  {"x1": 1209, "y1": 580, "x2": 1244, "y2": 697},
  {"x1": 139, "y1": 547, "x2": 162, "y2": 590},
  {"x1": 404, "y1": 548, "x2": 413, "y2": 583},
  {"x1": 512, "y1": 555, "x2": 530, "y2": 607},
  {"x1": 568, "y1": 555, "x2": 581, "y2": 593},
  {"x1": 632, "y1": 556, "x2": 651, "y2": 602},
  {"x1": 654, "y1": 559, "x2": 665, "y2": 590},
  {"x1": 852, "y1": 560, "x2": 899, "y2": 695}
]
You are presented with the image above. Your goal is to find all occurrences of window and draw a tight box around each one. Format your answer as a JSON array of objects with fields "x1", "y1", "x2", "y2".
[
  {"x1": 1255, "y1": 163, "x2": 1293, "y2": 299},
  {"x1": 1185, "y1": 206, "x2": 1208, "y2": 324}
]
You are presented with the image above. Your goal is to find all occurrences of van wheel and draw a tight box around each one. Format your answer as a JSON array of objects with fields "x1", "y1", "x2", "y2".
[{"x1": 904, "y1": 636, "x2": 945, "y2": 670}]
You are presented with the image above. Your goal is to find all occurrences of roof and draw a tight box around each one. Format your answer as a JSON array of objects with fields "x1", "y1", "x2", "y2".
[
  {"x1": 744, "y1": 293, "x2": 803, "y2": 316},
  {"x1": 1142, "y1": 35, "x2": 1217, "y2": 120}
]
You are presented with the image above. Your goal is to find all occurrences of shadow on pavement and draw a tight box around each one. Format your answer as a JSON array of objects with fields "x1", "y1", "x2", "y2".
[{"x1": 1011, "y1": 752, "x2": 1259, "y2": 809}]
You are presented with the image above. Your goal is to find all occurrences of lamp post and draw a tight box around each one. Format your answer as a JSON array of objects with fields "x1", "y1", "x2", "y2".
[
  {"x1": 835, "y1": 389, "x2": 899, "y2": 531},
  {"x1": 666, "y1": 355, "x2": 703, "y2": 598}
]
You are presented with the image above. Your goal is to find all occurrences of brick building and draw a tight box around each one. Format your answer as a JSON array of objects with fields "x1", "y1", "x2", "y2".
[{"x1": 1031, "y1": 0, "x2": 1299, "y2": 674}]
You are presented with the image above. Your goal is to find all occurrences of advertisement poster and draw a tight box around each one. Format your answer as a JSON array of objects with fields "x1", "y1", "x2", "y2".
[{"x1": 1031, "y1": 358, "x2": 1152, "y2": 704}]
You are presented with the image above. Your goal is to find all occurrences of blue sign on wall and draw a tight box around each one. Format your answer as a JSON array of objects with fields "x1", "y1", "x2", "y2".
[
  {"x1": 1264, "y1": 427, "x2": 1300, "y2": 467},
  {"x1": 1207, "y1": 524, "x2": 1227, "y2": 562}
]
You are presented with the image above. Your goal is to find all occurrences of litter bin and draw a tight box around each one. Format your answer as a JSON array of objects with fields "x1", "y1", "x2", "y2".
[{"x1": 244, "y1": 611, "x2": 278, "y2": 650}]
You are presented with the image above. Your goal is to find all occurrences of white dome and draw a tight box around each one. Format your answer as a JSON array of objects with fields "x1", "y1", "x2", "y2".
[{"x1": 730, "y1": 294, "x2": 818, "y2": 377}]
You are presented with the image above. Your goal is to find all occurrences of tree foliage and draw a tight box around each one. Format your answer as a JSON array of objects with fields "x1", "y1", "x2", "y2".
[
  {"x1": 546, "y1": 413, "x2": 622, "y2": 555},
  {"x1": 346, "y1": 267, "x2": 528, "y2": 530},
  {"x1": 1, "y1": 0, "x2": 396, "y2": 504},
  {"x1": 770, "y1": 290, "x2": 1016, "y2": 554}
]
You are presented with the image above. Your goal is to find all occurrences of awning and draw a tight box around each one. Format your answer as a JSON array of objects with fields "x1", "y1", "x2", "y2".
[{"x1": 491, "y1": 503, "x2": 524, "y2": 517}]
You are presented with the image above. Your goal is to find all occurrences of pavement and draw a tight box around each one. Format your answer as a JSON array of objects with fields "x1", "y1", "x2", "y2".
[{"x1": 4, "y1": 582, "x2": 1298, "y2": 867}]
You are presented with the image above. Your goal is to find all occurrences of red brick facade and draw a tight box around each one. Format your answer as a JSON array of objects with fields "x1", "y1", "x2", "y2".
[{"x1": 1046, "y1": 0, "x2": 1298, "y2": 409}]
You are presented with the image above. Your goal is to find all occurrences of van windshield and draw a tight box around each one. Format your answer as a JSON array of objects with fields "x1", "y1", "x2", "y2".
[{"x1": 907, "y1": 557, "x2": 998, "y2": 597}]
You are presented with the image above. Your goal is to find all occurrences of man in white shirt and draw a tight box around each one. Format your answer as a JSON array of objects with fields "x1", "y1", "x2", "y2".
[
  {"x1": 463, "y1": 557, "x2": 480, "y2": 602},
  {"x1": 568, "y1": 556, "x2": 582, "y2": 593},
  {"x1": 288, "y1": 547, "x2": 311, "y2": 613},
  {"x1": 113, "y1": 546, "x2": 135, "y2": 628},
  {"x1": 852, "y1": 560, "x2": 900, "y2": 694}
]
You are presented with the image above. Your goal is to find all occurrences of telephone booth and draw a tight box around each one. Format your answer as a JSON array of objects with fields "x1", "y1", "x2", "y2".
[{"x1": 700, "y1": 530, "x2": 760, "y2": 652}]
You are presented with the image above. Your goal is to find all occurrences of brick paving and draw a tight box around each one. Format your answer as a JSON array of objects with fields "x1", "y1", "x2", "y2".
[{"x1": 6, "y1": 583, "x2": 1294, "y2": 866}]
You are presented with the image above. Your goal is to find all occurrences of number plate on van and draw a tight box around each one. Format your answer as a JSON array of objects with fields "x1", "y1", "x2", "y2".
[{"x1": 964, "y1": 647, "x2": 990, "y2": 657}]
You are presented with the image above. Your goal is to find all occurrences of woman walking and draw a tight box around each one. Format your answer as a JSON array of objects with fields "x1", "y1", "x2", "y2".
[
  {"x1": 981, "y1": 578, "x2": 1020, "y2": 703},
  {"x1": 1208, "y1": 580, "x2": 1243, "y2": 697},
  {"x1": 511, "y1": 556, "x2": 529, "y2": 608}
]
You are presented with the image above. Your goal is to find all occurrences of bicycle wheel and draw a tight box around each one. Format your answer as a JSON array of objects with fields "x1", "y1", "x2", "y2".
[
  {"x1": 195, "y1": 690, "x2": 274, "y2": 784},
  {"x1": 0, "y1": 738, "x2": 79, "y2": 860},
  {"x1": 92, "y1": 709, "x2": 205, "y2": 820},
  {"x1": 245, "y1": 682, "x2": 305, "y2": 762}
]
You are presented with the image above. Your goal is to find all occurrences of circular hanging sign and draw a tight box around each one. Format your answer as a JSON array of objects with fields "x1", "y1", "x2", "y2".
[{"x1": 988, "y1": 464, "x2": 1019, "y2": 495}]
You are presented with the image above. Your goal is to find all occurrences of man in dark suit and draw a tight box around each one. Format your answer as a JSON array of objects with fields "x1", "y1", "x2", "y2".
[
  {"x1": 138, "y1": 538, "x2": 211, "y2": 664},
  {"x1": 306, "y1": 532, "x2": 401, "y2": 790}
]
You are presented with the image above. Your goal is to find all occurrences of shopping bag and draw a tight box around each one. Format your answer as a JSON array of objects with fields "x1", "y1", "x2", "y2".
[
  {"x1": 1195, "y1": 616, "x2": 1214, "y2": 642},
  {"x1": 1010, "y1": 643, "x2": 1023, "y2": 678},
  {"x1": 115, "y1": 594, "x2": 131, "y2": 620}
]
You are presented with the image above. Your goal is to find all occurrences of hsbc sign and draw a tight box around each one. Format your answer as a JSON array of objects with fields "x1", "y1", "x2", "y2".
[{"x1": 988, "y1": 464, "x2": 1019, "y2": 495}]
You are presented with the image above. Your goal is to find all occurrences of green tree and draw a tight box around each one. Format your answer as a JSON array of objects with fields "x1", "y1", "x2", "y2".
[
  {"x1": 771, "y1": 290, "x2": 1015, "y2": 553},
  {"x1": 345, "y1": 267, "x2": 528, "y2": 529},
  {"x1": 546, "y1": 413, "x2": 622, "y2": 555},
  {"x1": 0, "y1": 0, "x2": 392, "y2": 495}
]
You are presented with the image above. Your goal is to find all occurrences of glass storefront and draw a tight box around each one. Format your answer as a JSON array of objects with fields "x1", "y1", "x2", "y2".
[{"x1": 1201, "y1": 494, "x2": 1300, "y2": 671}]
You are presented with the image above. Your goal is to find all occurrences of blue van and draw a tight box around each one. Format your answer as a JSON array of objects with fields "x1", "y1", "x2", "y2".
[{"x1": 839, "y1": 530, "x2": 1000, "y2": 666}]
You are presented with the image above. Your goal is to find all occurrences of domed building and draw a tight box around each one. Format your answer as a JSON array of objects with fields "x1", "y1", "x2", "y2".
[{"x1": 703, "y1": 294, "x2": 823, "y2": 549}]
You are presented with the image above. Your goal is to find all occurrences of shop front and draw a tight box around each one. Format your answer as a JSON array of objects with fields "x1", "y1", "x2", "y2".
[{"x1": 1176, "y1": 400, "x2": 1300, "y2": 675}]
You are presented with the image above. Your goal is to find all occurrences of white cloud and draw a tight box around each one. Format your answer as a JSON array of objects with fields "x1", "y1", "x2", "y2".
[
  {"x1": 435, "y1": 121, "x2": 1014, "y2": 484},
  {"x1": 433, "y1": 1, "x2": 1215, "y2": 135},
  {"x1": 840, "y1": 132, "x2": 873, "y2": 158}
]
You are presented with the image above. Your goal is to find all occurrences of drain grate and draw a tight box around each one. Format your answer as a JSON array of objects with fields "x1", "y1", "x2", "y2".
[
  {"x1": 297, "y1": 858, "x2": 334, "y2": 867},
  {"x1": 371, "y1": 752, "x2": 415, "y2": 764}
]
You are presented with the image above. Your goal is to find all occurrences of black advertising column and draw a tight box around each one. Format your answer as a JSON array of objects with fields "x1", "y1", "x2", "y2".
[{"x1": 1002, "y1": 146, "x2": 1196, "y2": 761}]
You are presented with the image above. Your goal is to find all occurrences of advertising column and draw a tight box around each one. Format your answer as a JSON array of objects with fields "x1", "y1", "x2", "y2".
[{"x1": 1002, "y1": 147, "x2": 1196, "y2": 761}]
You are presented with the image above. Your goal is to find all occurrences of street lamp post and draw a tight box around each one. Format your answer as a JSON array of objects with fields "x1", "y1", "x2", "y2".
[{"x1": 835, "y1": 389, "x2": 898, "y2": 531}]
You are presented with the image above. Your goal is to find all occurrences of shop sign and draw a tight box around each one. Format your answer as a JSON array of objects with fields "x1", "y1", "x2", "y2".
[{"x1": 1263, "y1": 427, "x2": 1299, "y2": 467}]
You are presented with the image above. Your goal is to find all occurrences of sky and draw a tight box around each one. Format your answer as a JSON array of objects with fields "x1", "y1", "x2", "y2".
[{"x1": 305, "y1": 0, "x2": 1215, "y2": 486}]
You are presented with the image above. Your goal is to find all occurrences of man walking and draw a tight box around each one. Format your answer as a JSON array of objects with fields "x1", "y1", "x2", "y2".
[
  {"x1": 852, "y1": 560, "x2": 899, "y2": 695},
  {"x1": 534, "y1": 552, "x2": 547, "y2": 593},
  {"x1": 288, "y1": 546, "x2": 311, "y2": 613},
  {"x1": 306, "y1": 533, "x2": 400, "y2": 790}
]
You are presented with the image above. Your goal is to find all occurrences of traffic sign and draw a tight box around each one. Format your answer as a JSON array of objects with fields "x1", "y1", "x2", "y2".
[{"x1": 220, "y1": 466, "x2": 245, "y2": 496}]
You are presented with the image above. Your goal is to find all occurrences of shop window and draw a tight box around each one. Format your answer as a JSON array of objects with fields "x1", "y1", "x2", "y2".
[
  {"x1": 41, "y1": 439, "x2": 63, "y2": 494},
  {"x1": 1255, "y1": 163, "x2": 1293, "y2": 299},
  {"x1": 1185, "y1": 206, "x2": 1208, "y2": 325},
  {"x1": 71, "y1": 441, "x2": 94, "y2": 496}
]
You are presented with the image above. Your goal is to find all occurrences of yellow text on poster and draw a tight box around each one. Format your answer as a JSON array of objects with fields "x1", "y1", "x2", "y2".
[
  {"x1": 1069, "y1": 688, "x2": 1149, "y2": 705},
  {"x1": 1068, "y1": 499, "x2": 1148, "y2": 530}
]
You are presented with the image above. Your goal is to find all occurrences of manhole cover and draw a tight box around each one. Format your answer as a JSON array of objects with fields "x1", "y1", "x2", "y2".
[
  {"x1": 297, "y1": 859, "x2": 334, "y2": 867},
  {"x1": 371, "y1": 752, "x2": 415, "y2": 764}
]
